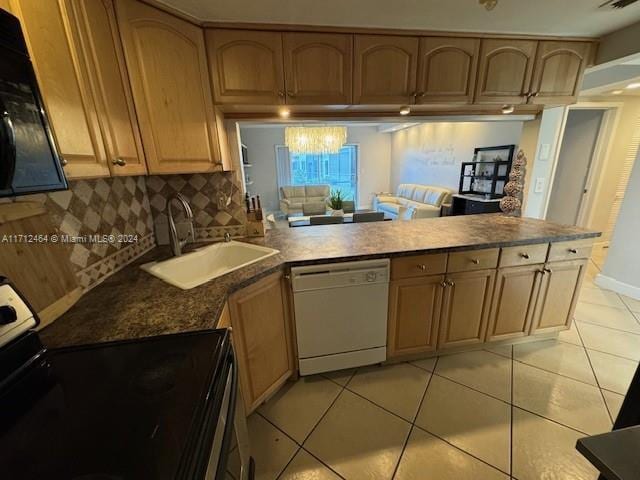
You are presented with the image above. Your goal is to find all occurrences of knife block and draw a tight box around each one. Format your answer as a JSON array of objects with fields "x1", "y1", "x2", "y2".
[{"x1": 245, "y1": 210, "x2": 265, "y2": 237}]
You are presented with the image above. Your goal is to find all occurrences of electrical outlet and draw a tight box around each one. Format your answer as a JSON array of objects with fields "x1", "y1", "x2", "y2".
[
  {"x1": 539, "y1": 143, "x2": 551, "y2": 160},
  {"x1": 534, "y1": 177, "x2": 545, "y2": 193}
]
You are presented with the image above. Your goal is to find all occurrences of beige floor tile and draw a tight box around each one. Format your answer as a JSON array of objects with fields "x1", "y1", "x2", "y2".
[
  {"x1": 579, "y1": 286, "x2": 626, "y2": 308},
  {"x1": 410, "y1": 356, "x2": 437, "y2": 372},
  {"x1": 258, "y1": 376, "x2": 342, "y2": 443},
  {"x1": 321, "y1": 367, "x2": 356, "y2": 386},
  {"x1": 513, "y1": 362, "x2": 611, "y2": 434},
  {"x1": 513, "y1": 339, "x2": 596, "y2": 385},
  {"x1": 227, "y1": 414, "x2": 298, "y2": 480},
  {"x1": 558, "y1": 321, "x2": 583, "y2": 346},
  {"x1": 574, "y1": 302, "x2": 640, "y2": 334},
  {"x1": 395, "y1": 428, "x2": 509, "y2": 480},
  {"x1": 577, "y1": 322, "x2": 640, "y2": 361},
  {"x1": 484, "y1": 344, "x2": 513, "y2": 359},
  {"x1": 415, "y1": 375, "x2": 510, "y2": 473},
  {"x1": 435, "y1": 350, "x2": 511, "y2": 401},
  {"x1": 602, "y1": 390, "x2": 625, "y2": 421},
  {"x1": 512, "y1": 408, "x2": 599, "y2": 480},
  {"x1": 587, "y1": 349, "x2": 638, "y2": 395},
  {"x1": 279, "y1": 449, "x2": 341, "y2": 480},
  {"x1": 622, "y1": 295, "x2": 640, "y2": 313},
  {"x1": 347, "y1": 363, "x2": 431, "y2": 421},
  {"x1": 304, "y1": 390, "x2": 411, "y2": 480}
]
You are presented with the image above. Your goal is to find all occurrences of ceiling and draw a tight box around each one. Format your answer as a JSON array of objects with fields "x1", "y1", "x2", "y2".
[{"x1": 157, "y1": 0, "x2": 640, "y2": 37}]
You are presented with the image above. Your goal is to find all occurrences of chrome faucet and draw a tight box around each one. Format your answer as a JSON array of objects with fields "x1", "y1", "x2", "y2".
[
  {"x1": 167, "y1": 193, "x2": 195, "y2": 256},
  {"x1": 223, "y1": 232, "x2": 232, "y2": 242}
]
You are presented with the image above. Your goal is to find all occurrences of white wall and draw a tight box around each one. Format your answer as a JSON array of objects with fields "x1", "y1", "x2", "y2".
[
  {"x1": 390, "y1": 121, "x2": 524, "y2": 193},
  {"x1": 239, "y1": 125, "x2": 391, "y2": 211},
  {"x1": 523, "y1": 107, "x2": 567, "y2": 218},
  {"x1": 598, "y1": 147, "x2": 640, "y2": 298}
]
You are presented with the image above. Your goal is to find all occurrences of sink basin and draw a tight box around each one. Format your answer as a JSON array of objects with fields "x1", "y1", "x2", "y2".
[{"x1": 141, "y1": 241, "x2": 279, "y2": 290}]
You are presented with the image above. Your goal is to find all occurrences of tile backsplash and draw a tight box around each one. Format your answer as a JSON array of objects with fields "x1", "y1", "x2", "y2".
[
  {"x1": 146, "y1": 172, "x2": 247, "y2": 241},
  {"x1": 44, "y1": 176, "x2": 156, "y2": 289}
]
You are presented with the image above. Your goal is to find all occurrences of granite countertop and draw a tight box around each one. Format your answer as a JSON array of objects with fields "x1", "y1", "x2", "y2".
[{"x1": 40, "y1": 214, "x2": 600, "y2": 348}]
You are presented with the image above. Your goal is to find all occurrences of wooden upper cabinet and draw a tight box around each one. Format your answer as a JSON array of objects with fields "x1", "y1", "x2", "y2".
[
  {"x1": 531, "y1": 259, "x2": 587, "y2": 335},
  {"x1": 529, "y1": 41, "x2": 591, "y2": 105},
  {"x1": 416, "y1": 37, "x2": 480, "y2": 104},
  {"x1": 64, "y1": 0, "x2": 146, "y2": 176},
  {"x1": 12, "y1": 0, "x2": 109, "y2": 178},
  {"x1": 438, "y1": 269, "x2": 495, "y2": 349},
  {"x1": 207, "y1": 29, "x2": 285, "y2": 105},
  {"x1": 354, "y1": 34, "x2": 419, "y2": 104},
  {"x1": 388, "y1": 275, "x2": 444, "y2": 358},
  {"x1": 283, "y1": 32, "x2": 352, "y2": 105},
  {"x1": 475, "y1": 39, "x2": 538, "y2": 105},
  {"x1": 116, "y1": 0, "x2": 222, "y2": 174}
]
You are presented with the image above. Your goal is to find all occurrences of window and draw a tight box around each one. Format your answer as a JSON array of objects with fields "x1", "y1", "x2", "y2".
[{"x1": 276, "y1": 145, "x2": 358, "y2": 204}]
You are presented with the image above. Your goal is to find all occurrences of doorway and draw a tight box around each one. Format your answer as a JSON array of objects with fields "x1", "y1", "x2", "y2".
[{"x1": 546, "y1": 109, "x2": 605, "y2": 226}]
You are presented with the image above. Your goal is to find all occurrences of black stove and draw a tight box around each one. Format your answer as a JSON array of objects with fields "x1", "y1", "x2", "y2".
[{"x1": 0, "y1": 278, "x2": 237, "y2": 480}]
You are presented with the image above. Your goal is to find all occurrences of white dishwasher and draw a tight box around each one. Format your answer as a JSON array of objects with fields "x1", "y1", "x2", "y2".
[{"x1": 291, "y1": 259, "x2": 390, "y2": 375}]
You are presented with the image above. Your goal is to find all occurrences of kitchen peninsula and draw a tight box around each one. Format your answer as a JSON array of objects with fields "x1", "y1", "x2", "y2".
[{"x1": 41, "y1": 214, "x2": 599, "y2": 413}]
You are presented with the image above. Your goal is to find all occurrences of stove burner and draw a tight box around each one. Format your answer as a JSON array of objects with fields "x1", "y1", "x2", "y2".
[{"x1": 130, "y1": 352, "x2": 188, "y2": 396}]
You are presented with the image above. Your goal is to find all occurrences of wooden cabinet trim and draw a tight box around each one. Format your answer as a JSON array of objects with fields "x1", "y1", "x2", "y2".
[
  {"x1": 499, "y1": 243, "x2": 549, "y2": 268},
  {"x1": 391, "y1": 253, "x2": 448, "y2": 280},
  {"x1": 447, "y1": 248, "x2": 499, "y2": 273}
]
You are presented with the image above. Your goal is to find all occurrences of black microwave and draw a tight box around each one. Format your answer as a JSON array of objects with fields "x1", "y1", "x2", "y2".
[{"x1": 0, "y1": 9, "x2": 67, "y2": 198}]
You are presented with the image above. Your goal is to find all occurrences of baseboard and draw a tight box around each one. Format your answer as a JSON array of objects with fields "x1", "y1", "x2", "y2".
[{"x1": 595, "y1": 273, "x2": 640, "y2": 301}]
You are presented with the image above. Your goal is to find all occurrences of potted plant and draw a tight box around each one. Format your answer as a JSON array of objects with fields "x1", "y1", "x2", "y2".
[{"x1": 328, "y1": 189, "x2": 345, "y2": 216}]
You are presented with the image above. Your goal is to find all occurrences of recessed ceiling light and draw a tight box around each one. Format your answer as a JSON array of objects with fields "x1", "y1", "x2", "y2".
[
  {"x1": 399, "y1": 106, "x2": 411, "y2": 115},
  {"x1": 501, "y1": 105, "x2": 515, "y2": 114},
  {"x1": 611, "y1": 90, "x2": 624, "y2": 95},
  {"x1": 625, "y1": 82, "x2": 640, "y2": 89},
  {"x1": 279, "y1": 108, "x2": 291, "y2": 118}
]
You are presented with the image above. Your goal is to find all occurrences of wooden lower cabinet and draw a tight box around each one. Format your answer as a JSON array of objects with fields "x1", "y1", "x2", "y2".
[
  {"x1": 530, "y1": 259, "x2": 587, "y2": 334},
  {"x1": 228, "y1": 271, "x2": 294, "y2": 413},
  {"x1": 438, "y1": 269, "x2": 495, "y2": 349},
  {"x1": 486, "y1": 264, "x2": 543, "y2": 341},
  {"x1": 387, "y1": 275, "x2": 444, "y2": 358}
]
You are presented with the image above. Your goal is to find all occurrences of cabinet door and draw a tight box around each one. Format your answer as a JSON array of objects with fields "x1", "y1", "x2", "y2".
[
  {"x1": 531, "y1": 259, "x2": 587, "y2": 334},
  {"x1": 354, "y1": 34, "x2": 419, "y2": 104},
  {"x1": 388, "y1": 275, "x2": 444, "y2": 358},
  {"x1": 486, "y1": 265, "x2": 543, "y2": 342},
  {"x1": 416, "y1": 37, "x2": 479, "y2": 104},
  {"x1": 207, "y1": 29, "x2": 285, "y2": 105},
  {"x1": 12, "y1": 0, "x2": 109, "y2": 178},
  {"x1": 529, "y1": 41, "x2": 592, "y2": 105},
  {"x1": 116, "y1": 0, "x2": 222, "y2": 174},
  {"x1": 475, "y1": 39, "x2": 538, "y2": 105},
  {"x1": 65, "y1": 0, "x2": 146, "y2": 176},
  {"x1": 438, "y1": 269, "x2": 495, "y2": 349},
  {"x1": 229, "y1": 272, "x2": 293, "y2": 413},
  {"x1": 283, "y1": 32, "x2": 352, "y2": 105}
]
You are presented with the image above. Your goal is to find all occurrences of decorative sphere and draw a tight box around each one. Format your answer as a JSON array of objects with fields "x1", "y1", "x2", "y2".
[
  {"x1": 500, "y1": 195, "x2": 521, "y2": 214},
  {"x1": 509, "y1": 170, "x2": 523, "y2": 181},
  {"x1": 504, "y1": 181, "x2": 523, "y2": 196}
]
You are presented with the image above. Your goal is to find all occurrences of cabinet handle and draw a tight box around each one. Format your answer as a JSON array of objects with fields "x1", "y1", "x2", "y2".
[
  {"x1": 471, "y1": 258, "x2": 480, "y2": 265},
  {"x1": 568, "y1": 248, "x2": 577, "y2": 254},
  {"x1": 112, "y1": 158, "x2": 127, "y2": 166},
  {"x1": 286, "y1": 91, "x2": 296, "y2": 97},
  {"x1": 446, "y1": 279, "x2": 455, "y2": 286},
  {"x1": 520, "y1": 253, "x2": 530, "y2": 259},
  {"x1": 544, "y1": 267, "x2": 553, "y2": 274},
  {"x1": 532, "y1": 92, "x2": 540, "y2": 97},
  {"x1": 416, "y1": 92, "x2": 425, "y2": 98},
  {"x1": 417, "y1": 264, "x2": 427, "y2": 271},
  {"x1": 278, "y1": 91, "x2": 285, "y2": 98},
  {"x1": 60, "y1": 157, "x2": 68, "y2": 166},
  {"x1": 440, "y1": 281, "x2": 447, "y2": 288}
]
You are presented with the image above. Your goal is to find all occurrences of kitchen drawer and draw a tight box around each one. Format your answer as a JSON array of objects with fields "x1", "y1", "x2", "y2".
[
  {"x1": 499, "y1": 243, "x2": 549, "y2": 268},
  {"x1": 391, "y1": 253, "x2": 447, "y2": 279},
  {"x1": 447, "y1": 248, "x2": 499, "y2": 273},
  {"x1": 547, "y1": 239, "x2": 594, "y2": 262}
]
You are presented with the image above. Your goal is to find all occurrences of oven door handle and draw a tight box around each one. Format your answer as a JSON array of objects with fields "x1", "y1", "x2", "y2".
[
  {"x1": 0, "y1": 97, "x2": 16, "y2": 191},
  {"x1": 215, "y1": 347, "x2": 239, "y2": 480}
]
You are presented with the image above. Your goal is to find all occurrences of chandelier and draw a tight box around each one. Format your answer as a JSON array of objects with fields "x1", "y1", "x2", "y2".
[{"x1": 285, "y1": 126, "x2": 347, "y2": 154}]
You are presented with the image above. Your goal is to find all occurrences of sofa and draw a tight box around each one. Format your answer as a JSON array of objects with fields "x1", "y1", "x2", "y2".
[
  {"x1": 373, "y1": 184, "x2": 452, "y2": 220},
  {"x1": 280, "y1": 185, "x2": 330, "y2": 216}
]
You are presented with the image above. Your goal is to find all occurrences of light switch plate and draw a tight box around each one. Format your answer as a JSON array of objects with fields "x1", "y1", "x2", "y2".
[
  {"x1": 539, "y1": 143, "x2": 551, "y2": 160},
  {"x1": 534, "y1": 177, "x2": 545, "y2": 193}
]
